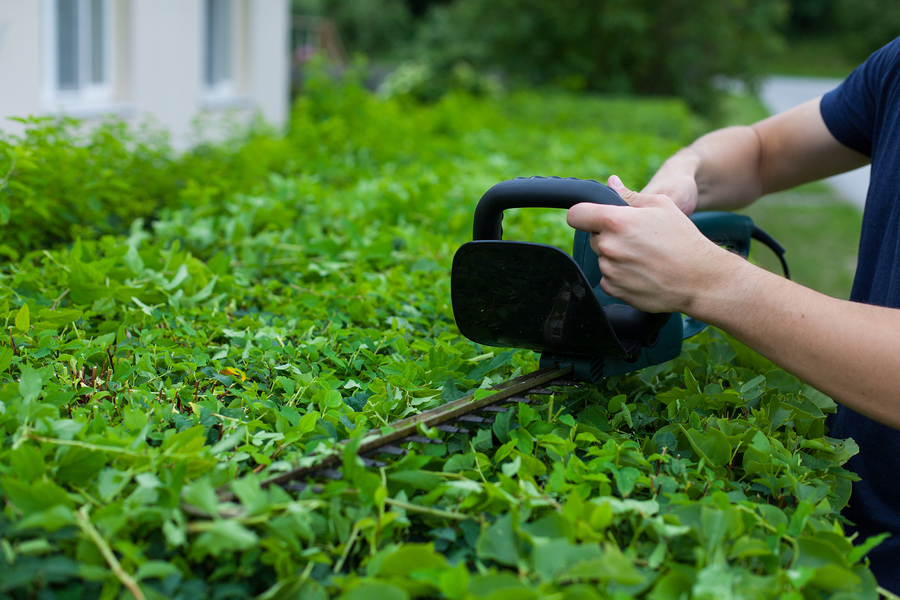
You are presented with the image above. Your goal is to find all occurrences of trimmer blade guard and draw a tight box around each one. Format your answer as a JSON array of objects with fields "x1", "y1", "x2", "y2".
[
  {"x1": 452, "y1": 239, "x2": 680, "y2": 382},
  {"x1": 452, "y1": 241, "x2": 630, "y2": 358}
]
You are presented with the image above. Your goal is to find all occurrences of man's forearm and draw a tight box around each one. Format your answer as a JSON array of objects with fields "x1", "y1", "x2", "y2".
[
  {"x1": 642, "y1": 97, "x2": 870, "y2": 214},
  {"x1": 690, "y1": 250, "x2": 900, "y2": 429},
  {"x1": 568, "y1": 179, "x2": 900, "y2": 430}
]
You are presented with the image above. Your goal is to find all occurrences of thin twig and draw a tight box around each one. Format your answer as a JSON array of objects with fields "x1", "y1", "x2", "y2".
[
  {"x1": 50, "y1": 289, "x2": 70, "y2": 310},
  {"x1": 0, "y1": 155, "x2": 16, "y2": 193},
  {"x1": 75, "y1": 506, "x2": 145, "y2": 600},
  {"x1": 879, "y1": 586, "x2": 900, "y2": 600},
  {"x1": 384, "y1": 498, "x2": 468, "y2": 521},
  {"x1": 333, "y1": 524, "x2": 360, "y2": 574},
  {"x1": 23, "y1": 434, "x2": 143, "y2": 457}
]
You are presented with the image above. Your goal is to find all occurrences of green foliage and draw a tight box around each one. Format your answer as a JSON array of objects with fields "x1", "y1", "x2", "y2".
[
  {"x1": 0, "y1": 77, "x2": 881, "y2": 598},
  {"x1": 782, "y1": 0, "x2": 900, "y2": 63},
  {"x1": 0, "y1": 118, "x2": 173, "y2": 260},
  {"x1": 414, "y1": 0, "x2": 788, "y2": 114},
  {"x1": 293, "y1": 0, "x2": 414, "y2": 57},
  {"x1": 827, "y1": 0, "x2": 900, "y2": 61}
]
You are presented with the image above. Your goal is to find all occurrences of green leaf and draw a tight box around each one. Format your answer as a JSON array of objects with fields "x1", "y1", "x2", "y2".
[
  {"x1": 388, "y1": 470, "x2": 441, "y2": 491},
  {"x1": 443, "y1": 453, "x2": 475, "y2": 473},
  {"x1": 375, "y1": 543, "x2": 447, "y2": 577},
  {"x1": 193, "y1": 520, "x2": 259, "y2": 556},
  {"x1": 123, "y1": 245, "x2": 144, "y2": 274},
  {"x1": 612, "y1": 466, "x2": 640, "y2": 497},
  {"x1": 231, "y1": 475, "x2": 269, "y2": 517},
  {"x1": 473, "y1": 389, "x2": 494, "y2": 400},
  {"x1": 795, "y1": 537, "x2": 851, "y2": 570},
  {"x1": 476, "y1": 513, "x2": 519, "y2": 566},
  {"x1": 847, "y1": 532, "x2": 889, "y2": 564},
  {"x1": 18, "y1": 364, "x2": 43, "y2": 402},
  {"x1": 182, "y1": 478, "x2": 220, "y2": 517},
  {"x1": 135, "y1": 560, "x2": 181, "y2": 581},
  {"x1": 14, "y1": 505, "x2": 77, "y2": 533},
  {"x1": 680, "y1": 424, "x2": 732, "y2": 466},
  {"x1": 1, "y1": 477, "x2": 74, "y2": 515},
  {"x1": 55, "y1": 446, "x2": 106, "y2": 485},
  {"x1": 336, "y1": 582, "x2": 409, "y2": 600},
  {"x1": 608, "y1": 395, "x2": 626, "y2": 412},
  {"x1": 473, "y1": 426, "x2": 493, "y2": 452},
  {"x1": 438, "y1": 562, "x2": 470, "y2": 600},
  {"x1": 37, "y1": 308, "x2": 83, "y2": 327},
  {"x1": 492, "y1": 408, "x2": 512, "y2": 443},
  {"x1": 11, "y1": 444, "x2": 45, "y2": 482},
  {"x1": 531, "y1": 539, "x2": 599, "y2": 581},
  {"x1": 441, "y1": 377, "x2": 464, "y2": 402},
  {"x1": 0, "y1": 346, "x2": 13, "y2": 373},
  {"x1": 466, "y1": 349, "x2": 514, "y2": 381},
  {"x1": 684, "y1": 368, "x2": 700, "y2": 395},
  {"x1": 14, "y1": 303, "x2": 29, "y2": 333}
]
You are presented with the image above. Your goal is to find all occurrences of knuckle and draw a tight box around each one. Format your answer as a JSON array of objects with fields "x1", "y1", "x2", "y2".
[
  {"x1": 596, "y1": 239, "x2": 619, "y2": 260},
  {"x1": 598, "y1": 274, "x2": 619, "y2": 296},
  {"x1": 602, "y1": 211, "x2": 625, "y2": 232}
]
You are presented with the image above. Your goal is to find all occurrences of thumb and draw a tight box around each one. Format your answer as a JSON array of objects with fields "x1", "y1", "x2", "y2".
[
  {"x1": 609, "y1": 175, "x2": 666, "y2": 208},
  {"x1": 608, "y1": 175, "x2": 638, "y2": 205}
]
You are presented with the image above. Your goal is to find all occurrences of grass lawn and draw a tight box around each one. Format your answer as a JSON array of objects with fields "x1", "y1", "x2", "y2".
[{"x1": 740, "y1": 192, "x2": 862, "y2": 299}]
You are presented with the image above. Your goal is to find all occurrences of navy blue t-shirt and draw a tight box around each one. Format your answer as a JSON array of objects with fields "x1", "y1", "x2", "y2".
[{"x1": 820, "y1": 36, "x2": 900, "y2": 589}]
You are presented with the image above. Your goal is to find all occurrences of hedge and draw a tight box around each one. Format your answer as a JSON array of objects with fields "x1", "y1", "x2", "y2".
[{"x1": 0, "y1": 75, "x2": 881, "y2": 599}]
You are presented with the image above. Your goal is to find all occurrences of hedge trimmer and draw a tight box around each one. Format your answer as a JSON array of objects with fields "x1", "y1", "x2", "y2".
[{"x1": 214, "y1": 176, "x2": 790, "y2": 501}]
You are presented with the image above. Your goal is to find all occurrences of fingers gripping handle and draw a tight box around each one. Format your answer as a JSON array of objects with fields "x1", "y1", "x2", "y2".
[
  {"x1": 471, "y1": 176, "x2": 667, "y2": 354},
  {"x1": 472, "y1": 176, "x2": 627, "y2": 241}
]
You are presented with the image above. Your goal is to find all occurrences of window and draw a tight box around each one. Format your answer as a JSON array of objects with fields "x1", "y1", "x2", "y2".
[
  {"x1": 53, "y1": 0, "x2": 109, "y2": 99},
  {"x1": 204, "y1": 0, "x2": 234, "y2": 95}
]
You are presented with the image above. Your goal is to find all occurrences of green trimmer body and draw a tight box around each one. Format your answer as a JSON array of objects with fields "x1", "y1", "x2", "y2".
[{"x1": 451, "y1": 176, "x2": 789, "y2": 382}]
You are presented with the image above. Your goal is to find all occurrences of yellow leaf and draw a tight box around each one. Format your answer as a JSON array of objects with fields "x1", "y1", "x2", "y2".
[{"x1": 219, "y1": 367, "x2": 246, "y2": 381}]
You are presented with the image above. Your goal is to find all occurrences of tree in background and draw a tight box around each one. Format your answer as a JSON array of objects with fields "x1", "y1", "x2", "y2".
[
  {"x1": 783, "y1": 0, "x2": 900, "y2": 62},
  {"x1": 294, "y1": 0, "x2": 789, "y2": 115},
  {"x1": 293, "y1": 0, "x2": 415, "y2": 58},
  {"x1": 412, "y1": 0, "x2": 787, "y2": 114}
]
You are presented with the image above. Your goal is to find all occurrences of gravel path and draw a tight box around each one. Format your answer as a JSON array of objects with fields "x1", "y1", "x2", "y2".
[{"x1": 759, "y1": 75, "x2": 869, "y2": 209}]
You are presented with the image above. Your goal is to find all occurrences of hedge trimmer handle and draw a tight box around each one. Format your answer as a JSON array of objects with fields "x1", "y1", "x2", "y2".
[{"x1": 472, "y1": 176, "x2": 626, "y2": 241}]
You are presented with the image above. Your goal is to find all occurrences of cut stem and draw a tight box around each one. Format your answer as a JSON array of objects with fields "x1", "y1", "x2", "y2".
[{"x1": 75, "y1": 506, "x2": 144, "y2": 600}]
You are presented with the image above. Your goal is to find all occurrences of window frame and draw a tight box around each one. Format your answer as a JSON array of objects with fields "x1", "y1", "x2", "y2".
[
  {"x1": 203, "y1": 0, "x2": 238, "y2": 101},
  {"x1": 42, "y1": 0, "x2": 114, "y2": 111}
]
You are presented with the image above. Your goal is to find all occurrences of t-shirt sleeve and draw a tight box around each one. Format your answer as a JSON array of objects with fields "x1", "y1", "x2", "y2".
[{"x1": 820, "y1": 37, "x2": 900, "y2": 158}]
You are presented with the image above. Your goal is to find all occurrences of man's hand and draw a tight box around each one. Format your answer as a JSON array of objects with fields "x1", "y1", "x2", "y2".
[
  {"x1": 566, "y1": 175, "x2": 742, "y2": 314},
  {"x1": 639, "y1": 151, "x2": 702, "y2": 215}
]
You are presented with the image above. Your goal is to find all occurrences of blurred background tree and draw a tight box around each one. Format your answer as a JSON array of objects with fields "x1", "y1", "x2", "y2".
[
  {"x1": 292, "y1": 0, "x2": 417, "y2": 58},
  {"x1": 292, "y1": 0, "x2": 899, "y2": 114},
  {"x1": 783, "y1": 0, "x2": 900, "y2": 63},
  {"x1": 411, "y1": 0, "x2": 787, "y2": 114}
]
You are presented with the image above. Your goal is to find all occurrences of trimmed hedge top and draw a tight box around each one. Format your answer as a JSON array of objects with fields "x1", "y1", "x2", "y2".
[{"x1": 0, "y1": 75, "x2": 881, "y2": 599}]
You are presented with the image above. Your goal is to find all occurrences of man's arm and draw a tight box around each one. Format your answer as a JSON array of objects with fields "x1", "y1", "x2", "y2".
[
  {"x1": 565, "y1": 96, "x2": 896, "y2": 425},
  {"x1": 644, "y1": 97, "x2": 870, "y2": 214},
  {"x1": 567, "y1": 186, "x2": 900, "y2": 430}
]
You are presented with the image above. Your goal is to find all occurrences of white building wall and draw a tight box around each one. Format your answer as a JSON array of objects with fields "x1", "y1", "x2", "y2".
[
  {"x1": 0, "y1": 0, "x2": 289, "y2": 146},
  {"x1": 0, "y1": 1, "x2": 43, "y2": 135},
  {"x1": 247, "y1": 0, "x2": 289, "y2": 127},
  {"x1": 131, "y1": 0, "x2": 206, "y2": 145}
]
